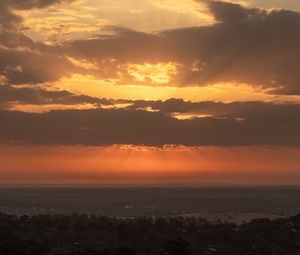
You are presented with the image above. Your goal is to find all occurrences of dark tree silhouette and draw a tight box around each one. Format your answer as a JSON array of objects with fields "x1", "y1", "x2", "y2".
[
  {"x1": 163, "y1": 238, "x2": 192, "y2": 255},
  {"x1": 0, "y1": 212, "x2": 299, "y2": 255}
]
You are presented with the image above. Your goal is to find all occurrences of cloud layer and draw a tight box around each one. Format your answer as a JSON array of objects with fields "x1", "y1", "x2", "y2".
[
  {"x1": 1, "y1": 1, "x2": 300, "y2": 148},
  {"x1": 62, "y1": 1, "x2": 300, "y2": 94},
  {"x1": 0, "y1": 100, "x2": 299, "y2": 146},
  {"x1": 0, "y1": 1, "x2": 300, "y2": 94}
]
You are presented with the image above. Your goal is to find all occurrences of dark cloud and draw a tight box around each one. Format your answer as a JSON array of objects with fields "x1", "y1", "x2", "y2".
[
  {"x1": 0, "y1": 2, "x2": 22, "y2": 30},
  {"x1": 0, "y1": 0, "x2": 81, "y2": 85},
  {"x1": 0, "y1": 0, "x2": 77, "y2": 30},
  {"x1": 9, "y1": 0, "x2": 76, "y2": 10},
  {"x1": 173, "y1": 0, "x2": 300, "y2": 94},
  {"x1": 128, "y1": 98, "x2": 266, "y2": 117},
  {"x1": 205, "y1": 0, "x2": 260, "y2": 23},
  {"x1": 0, "y1": 31, "x2": 34, "y2": 48},
  {"x1": 0, "y1": 30, "x2": 84, "y2": 85},
  {"x1": 0, "y1": 100, "x2": 299, "y2": 147},
  {"x1": 0, "y1": 46, "x2": 75, "y2": 84},
  {"x1": 128, "y1": 99, "x2": 300, "y2": 127},
  {"x1": 0, "y1": 84, "x2": 130, "y2": 107}
]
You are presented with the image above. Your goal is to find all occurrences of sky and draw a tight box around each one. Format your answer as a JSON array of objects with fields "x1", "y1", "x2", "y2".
[{"x1": 0, "y1": 0, "x2": 300, "y2": 185}]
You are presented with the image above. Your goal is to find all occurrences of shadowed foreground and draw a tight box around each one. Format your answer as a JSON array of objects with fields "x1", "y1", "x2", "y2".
[{"x1": 0, "y1": 213, "x2": 300, "y2": 255}]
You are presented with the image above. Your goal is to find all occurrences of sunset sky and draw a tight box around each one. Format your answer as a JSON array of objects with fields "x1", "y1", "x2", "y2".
[{"x1": 1, "y1": 0, "x2": 300, "y2": 185}]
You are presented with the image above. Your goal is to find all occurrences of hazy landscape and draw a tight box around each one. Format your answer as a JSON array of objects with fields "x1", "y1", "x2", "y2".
[
  {"x1": 0, "y1": 187, "x2": 299, "y2": 222},
  {"x1": 0, "y1": 187, "x2": 300, "y2": 255}
]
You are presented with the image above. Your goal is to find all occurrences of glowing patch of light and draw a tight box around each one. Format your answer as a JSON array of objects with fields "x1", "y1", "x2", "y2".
[
  {"x1": 9, "y1": 103, "x2": 97, "y2": 113},
  {"x1": 100, "y1": 103, "x2": 133, "y2": 109},
  {"x1": 67, "y1": 57, "x2": 99, "y2": 70},
  {"x1": 0, "y1": 75, "x2": 7, "y2": 84},
  {"x1": 136, "y1": 106, "x2": 160, "y2": 112},
  {"x1": 127, "y1": 62, "x2": 179, "y2": 84},
  {"x1": 171, "y1": 112, "x2": 213, "y2": 120}
]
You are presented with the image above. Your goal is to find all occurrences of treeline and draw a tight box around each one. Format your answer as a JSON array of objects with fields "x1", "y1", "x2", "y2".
[{"x1": 0, "y1": 213, "x2": 299, "y2": 255}]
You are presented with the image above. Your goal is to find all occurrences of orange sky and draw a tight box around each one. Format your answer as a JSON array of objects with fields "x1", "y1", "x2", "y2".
[{"x1": 0, "y1": 145, "x2": 299, "y2": 185}]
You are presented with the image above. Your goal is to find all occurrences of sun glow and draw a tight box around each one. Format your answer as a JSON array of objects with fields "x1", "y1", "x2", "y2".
[{"x1": 1, "y1": 145, "x2": 300, "y2": 185}]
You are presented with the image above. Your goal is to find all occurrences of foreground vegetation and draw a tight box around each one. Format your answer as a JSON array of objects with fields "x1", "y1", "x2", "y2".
[{"x1": 0, "y1": 213, "x2": 299, "y2": 255}]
